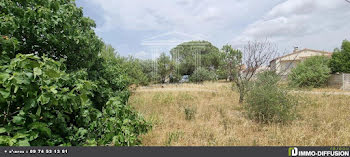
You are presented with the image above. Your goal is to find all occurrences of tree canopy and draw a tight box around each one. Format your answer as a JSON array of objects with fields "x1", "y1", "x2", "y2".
[
  {"x1": 329, "y1": 40, "x2": 350, "y2": 73},
  {"x1": 157, "y1": 53, "x2": 174, "y2": 83},
  {"x1": 170, "y1": 41, "x2": 221, "y2": 75},
  {"x1": 0, "y1": 0, "x2": 103, "y2": 71},
  {"x1": 218, "y1": 44, "x2": 242, "y2": 80},
  {"x1": 0, "y1": 0, "x2": 151, "y2": 146}
]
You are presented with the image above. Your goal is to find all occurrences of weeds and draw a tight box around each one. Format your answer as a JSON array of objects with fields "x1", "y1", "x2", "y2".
[{"x1": 184, "y1": 106, "x2": 197, "y2": 120}]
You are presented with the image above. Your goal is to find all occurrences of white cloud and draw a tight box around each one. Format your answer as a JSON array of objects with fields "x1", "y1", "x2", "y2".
[
  {"x1": 232, "y1": 0, "x2": 350, "y2": 52},
  {"x1": 88, "y1": 0, "x2": 281, "y2": 33},
  {"x1": 81, "y1": 0, "x2": 350, "y2": 56}
]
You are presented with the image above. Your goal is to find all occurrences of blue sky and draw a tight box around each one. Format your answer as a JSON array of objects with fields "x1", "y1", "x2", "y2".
[{"x1": 76, "y1": 0, "x2": 350, "y2": 59}]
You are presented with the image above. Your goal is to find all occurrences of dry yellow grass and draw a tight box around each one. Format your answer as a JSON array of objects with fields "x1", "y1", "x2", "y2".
[{"x1": 128, "y1": 82, "x2": 350, "y2": 146}]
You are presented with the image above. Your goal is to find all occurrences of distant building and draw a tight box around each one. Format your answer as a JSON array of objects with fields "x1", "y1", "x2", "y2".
[{"x1": 269, "y1": 47, "x2": 332, "y2": 77}]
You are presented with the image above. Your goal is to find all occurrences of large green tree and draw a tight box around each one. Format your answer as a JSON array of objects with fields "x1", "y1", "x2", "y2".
[
  {"x1": 218, "y1": 44, "x2": 242, "y2": 81},
  {"x1": 170, "y1": 41, "x2": 220, "y2": 75},
  {"x1": 0, "y1": 0, "x2": 103, "y2": 71},
  {"x1": 329, "y1": 40, "x2": 350, "y2": 73},
  {"x1": 157, "y1": 53, "x2": 173, "y2": 83},
  {"x1": 0, "y1": 1, "x2": 151, "y2": 146}
]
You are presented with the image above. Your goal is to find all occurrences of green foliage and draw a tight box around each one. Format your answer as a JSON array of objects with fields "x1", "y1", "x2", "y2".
[
  {"x1": 165, "y1": 131, "x2": 183, "y2": 146},
  {"x1": 120, "y1": 57, "x2": 149, "y2": 85},
  {"x1": 0, "y1": 54, "x2": 150, "y2": 146},
  {"x1": 170, "y1": 41, "x2": 221, "y2": 75},
  {"x1": 0, "y1": 1, "x2": 151, "y2": 146},
  {"x1": 157, "y1": 53, "x2": 174, "y2": 83},
  {"x1": 289, "y1": 56, "x2": 331, "y2": 88},
  {"x1": 169, "y1": 73, "x2": 182, "y2": 83},
  {"x1": 0, "y1": 0, "x2": 103, "y2": 71},
  {"x1": 246, "y1": 71, "x2": 298, "y2": 123},
  {"x1": 140, "y1": 59, "x2": 159, "y2": 84},
  {"x1": 218, "y1": 44, "x2": 242, "y2": 80},
  {"x1": 329, "y1": 40, "x2": 350, "y2": 73},
  {"x1": 98, "y1": 44, "x2": 149, "y2": 86},
  {"x1": 184, "y1": 106, "x2": 197, "y2": 121},
  {"x1": 88, "y1": 58, "x2": 131, "y2": 110},
  {"x1": 189, "y1": 67, "x2": 217, "y2": 83}
]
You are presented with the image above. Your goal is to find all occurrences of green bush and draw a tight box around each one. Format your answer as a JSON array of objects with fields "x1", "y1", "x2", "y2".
[
  {"x1": 0, "y1": 54, "x2": 150, "y2": 146},
  {"x1": 0, "y1": 0, "x2": 151, "y2": 146},
  {"x1": 98, "y1": 44, "x2": 149, "y2": 86},
  {"x1": 184, "y1": 106, "x2": 197, "y2": 120},
  {"x1": 189, "y1": 67, "x2": 217, "y2": 83},
  {"x1": 140, "y1": 59, "x2": 160, "y2": 84},
  {"x1": 289, "y1": 56, "x2": 331, "y2": 88},
  {"x1": 170, "y1": 73, "x2": 182, "y2": 83},
  {"x1": 245, "y1": 71, "x2": 298, "y2": 123},
  {"x1": 329, "y1": 40, "x2": 350, "y2": 73}
]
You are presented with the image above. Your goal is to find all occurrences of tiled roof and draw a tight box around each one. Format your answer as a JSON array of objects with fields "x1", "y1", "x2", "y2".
[{"x1": 270, "y1": 48, "x2": 332, "y2": 63}]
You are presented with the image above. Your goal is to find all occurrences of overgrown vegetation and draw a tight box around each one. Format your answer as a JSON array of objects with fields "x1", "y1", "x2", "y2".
[
  {"x1": 130, "y1": 82, "x2": 350, "y2": 146},
  {"x1": 223, "y1": 40, "x2": 278, "y2": 103},
  {"x1": 157, "y1": 53, "x2": 175, "y2": 83},
  {"x1": 189, "y1": 67, "x2": 217, "y2": 83},
  {"x1": 329, "y1": 40, "x2": 350, "y2": 73},
  {"x1": 99, "y1": 44, "x2": 149, "y2": 86},
  {"x1": 0, "y1": 54, "x2": 150, "y2": 146},
  {"x1": 0, "y1": 0, "x2": 103, "y2": 71},
  {"x1": 245, "y1": 71, "x2": 298, "y2": 123},
  {"x1": 217, "y1": 44, "x2": 242, "y2": 81},
  {"x1": 0, "y1": 0, "x2": 150, "y2": 146},
  {"x1": 184, "y1": 106, "x2": 197, "y2": 120},
  {"x1": 289, "y1": 56, "x2": 331, "y2": 88}
]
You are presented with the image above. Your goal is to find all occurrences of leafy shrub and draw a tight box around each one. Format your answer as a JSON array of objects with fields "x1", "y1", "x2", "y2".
[
  {"x1": 289, "y1": 56, "x2": 331, "y2": 88},
  {"x1": 170, "y1": 73, "x2": 182, "y2": 83},
  {"x1": 0, "y1": 54, "x2": 150, "y2": 146},
  {"x1": 98, "y1": 44, "x2": 149, "y2": 86},
  {"x1": 184, "y1": 106, "x2": 197, "y2": 120},
  {"x1": 245, "y1": 71, "x2": 298, "y2": 123},
  {"x1": 139, "y1": 59, "x2": 160, "y2": 84},
  {"x1": 189, "y1": 67, "x2": 217, "y2": 83}
]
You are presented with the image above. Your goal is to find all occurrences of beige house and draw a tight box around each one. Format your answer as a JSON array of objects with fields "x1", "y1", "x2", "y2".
[{"x1": 269, "y1": 47, "x2": 332, "y2": 77}]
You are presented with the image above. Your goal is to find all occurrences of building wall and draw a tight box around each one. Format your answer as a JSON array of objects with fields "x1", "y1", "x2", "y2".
[
  {"x1": 272, "y1": 50, "x2": 331, "y2": 75},
  {"x1": 328, "y1": 73, "x2": 350, "y2": 91},
  {"x1": 344, "y1": 73, "x2": 350, "y2": 91},
  {"x1": 279, "y1": 61, "x2": 299, "y2": 75},
  {"x1": 328, "y1": 74, "x2": 343, "y2": 88}
]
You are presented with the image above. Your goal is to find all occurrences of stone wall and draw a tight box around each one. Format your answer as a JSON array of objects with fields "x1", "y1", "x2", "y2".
[
  {"x1": 344, "y1": 73, "x2": 350, "y2": 91},
  {"x1": 328, "y1": 73, "x2": 350, "y2": 91}
]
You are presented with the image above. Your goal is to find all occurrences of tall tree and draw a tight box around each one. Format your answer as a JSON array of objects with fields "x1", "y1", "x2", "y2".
[
  {"x1": 219, "y1": 44, "x2": 242, "y2": 81},
  {"x1": 329, "y1": 40, "x2": 350, "y2": 73},
  {"x1": 157, "y1": 53, "x2": 173, "y2": 83},
  {"x1": 0, "y1": 0, "x2": 103, "y2": 71},
  {"x1": 170, "y1": 41, "x2": 220, "y2": 75}
]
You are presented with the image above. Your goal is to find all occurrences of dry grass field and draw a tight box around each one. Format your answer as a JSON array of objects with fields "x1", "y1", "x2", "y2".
[{"x1": 129, "y1": 82, "x2": 350, "y2": 146}]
